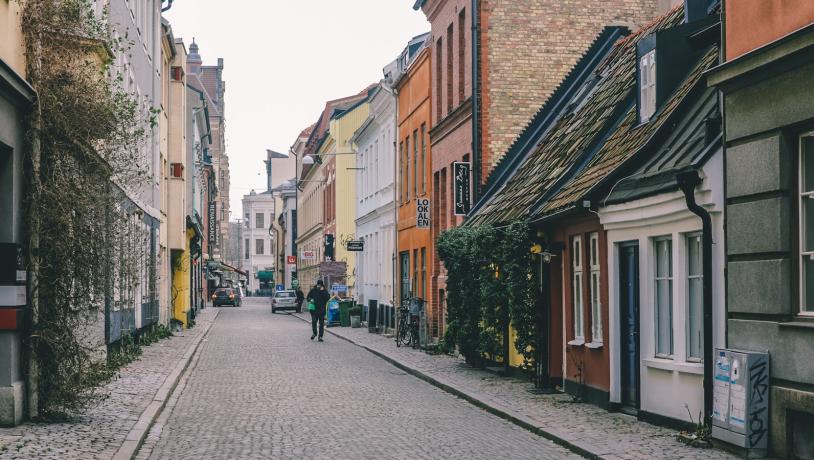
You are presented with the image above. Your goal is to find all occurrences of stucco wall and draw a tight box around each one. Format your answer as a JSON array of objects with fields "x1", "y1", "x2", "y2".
[
  {"x1": 725, "y1": 0, "x2": 814, "y2": 60},
  {"x1": 0, "y1": 0, "x2": 25, "y2": 78}
]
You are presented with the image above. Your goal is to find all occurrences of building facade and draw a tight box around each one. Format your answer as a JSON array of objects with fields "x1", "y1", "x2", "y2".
[
  {"x1": 352, "y1": 83, "x2": 397, "y2": 317},
  {"x1": 708, "y1": 0, "x2": 814, "y2": 456},
  {"x1": 242, "y1": 191, "x2": 277, "y2": 295}
]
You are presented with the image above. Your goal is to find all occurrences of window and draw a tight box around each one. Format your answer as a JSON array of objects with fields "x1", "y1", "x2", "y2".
[
  {"x1": 405, "y1": 136, "x2": 410, "y2": 201},
  {"x1": 421, "y1": 247, "x2": 427, "y2": 299},
  {"x1": 687, "y1": 233, "x2": 703, "y2": 361},
  {"x1": 244, "y1": 239, "x2": 249, "y2": 260},
  {"x1": 654, "y1": 237, "x2": 673, "y2": 357},
  {"x1": 420, "y1": 124, "x2": 427, "y2": 194},
  {"x1": 447, "y1": 23, "x2": 454, "y2": 114},
  {"x1": 256, "y1": 239, "x2": 264, "y2": 255},
  {"x1": 413, "y1": 249, "x2": 419, "y2": 297},
  {"x1": 440, "y1": 168, "x2": 447, "y2": 231},
  {"x1": 800, "y1": 134, "x2": 814, "y2": 314},
  {"x1": 256, "y1": 212, "x2": 264, "y2": 229},
  {"x1": 639, "y1": 50, "x2": 656, "y2": 123},
  {"x1": 413, "y1": 130, "x2": 418, "y2": 198},
  {"x1": 399, "y1": 141, "x2": 405, "y2": 203},
  {"x1": 458, "y1": 8, "x2": 466, "y2": 104},
  {"x1": 572, "y1": 236, "x2": 584, "y2": 341},
  {"x1": 589, "y1": 232, "x2": 602, "y2": 343},
  {"x1": 436, "y1": 38, "x2": 443, "y2": 120}
]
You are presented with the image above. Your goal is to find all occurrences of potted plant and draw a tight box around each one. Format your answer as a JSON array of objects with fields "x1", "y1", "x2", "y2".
[{"x1": 349, "y1": 305, "x2": 362, "y2": 328}]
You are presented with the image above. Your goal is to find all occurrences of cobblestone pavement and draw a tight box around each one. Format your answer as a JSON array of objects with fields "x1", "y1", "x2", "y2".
[
  {"x1": 307, "y1": 319, "x2": 741, "y2": 460},
  {"x1": 145, "y1": 297, "x2": 582, "y2": 460},
  {"x1": 0, "y1": 307, "x2": 217, "y2": 460}
]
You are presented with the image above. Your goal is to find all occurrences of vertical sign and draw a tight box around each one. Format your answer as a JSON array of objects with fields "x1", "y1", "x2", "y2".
[
  {"x1": 453, "y1": 162, "x2": 471, "y2": 216},
  {"x1": 208, "y1": 202, "x2": 217, "y2": 246},
  {"x1": 416, "y1": 198, "x2": 431, "y2": 229}
]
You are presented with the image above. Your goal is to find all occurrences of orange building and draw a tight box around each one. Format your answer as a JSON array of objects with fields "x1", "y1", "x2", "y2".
[{"x1": 395, "y1": 42, "x2": 436, "y2": 336}]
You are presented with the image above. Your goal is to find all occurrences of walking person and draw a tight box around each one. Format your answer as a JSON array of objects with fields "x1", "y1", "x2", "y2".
[
  {"x1": 295, "y1": 287, "x2": 304, "y2": 312},
  {"x1": 307, "y1": 280, "x2": 330, "y2": 341}
]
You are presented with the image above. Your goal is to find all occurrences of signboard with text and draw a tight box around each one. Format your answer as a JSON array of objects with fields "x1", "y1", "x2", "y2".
[
  {"x1": 453, "y1": 162, "x2": 471, "y2": 216},
  {"x1": 347, "y1": 240, "x2": 364, "y2": 252},
  {"x1": 208, "y1": 202, "x2": 218, "y2": 246},
  {"x1": 300, "y1": 250, "x2": 316, "y2": 261},
  {"x1": 416, "y1": 198, "x2": 431, "y2": 229},
  {"x1": 286, "y1": 255, "x2": 297, "y2": 265}
]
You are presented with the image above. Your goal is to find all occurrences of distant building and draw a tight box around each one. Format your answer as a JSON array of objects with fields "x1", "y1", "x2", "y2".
[{"x1": 242, "y1": 190, "x2": 276, "y2": 294}]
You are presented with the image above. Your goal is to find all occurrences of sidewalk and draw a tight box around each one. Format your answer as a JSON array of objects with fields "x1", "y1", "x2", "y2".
[
  {"x1": 0, "y1": 308, "x2": 217, "y2": 460},
  {"x1": 298, "y1": 314, "x2": 739, "y2": 460}
]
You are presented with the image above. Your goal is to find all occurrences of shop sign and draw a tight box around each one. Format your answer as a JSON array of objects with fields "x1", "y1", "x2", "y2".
[
  {"x1": 416, "y1": 198, "x2": 430, "y2": 229},
  {"x1": 453, "y1": 162, "x2": 471, "y2": 215}
]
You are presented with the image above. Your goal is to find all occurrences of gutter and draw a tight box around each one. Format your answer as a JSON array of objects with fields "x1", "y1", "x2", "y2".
[
  {"x1": 471, "y1": 0, "x2": 481, "y2": 200},
  {"x1": 676, "y1": 170, "x2": 713, "y2": 427},
  {"x1": 161, "y1": 0, "x2": 174, "y2": 12}
]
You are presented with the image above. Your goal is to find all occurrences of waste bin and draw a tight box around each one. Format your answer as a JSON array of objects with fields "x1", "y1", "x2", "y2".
[
  {"x1": 327, "y1": 299, "x2": 341, "y2": 327},
  {"x1": 338, "y1": 299, "x2": 353, "y2": 327}
]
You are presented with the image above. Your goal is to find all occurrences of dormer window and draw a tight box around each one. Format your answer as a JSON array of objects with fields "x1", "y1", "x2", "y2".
[{"x1": 639, "y1": 49, "x2": 656, "y2": 123}]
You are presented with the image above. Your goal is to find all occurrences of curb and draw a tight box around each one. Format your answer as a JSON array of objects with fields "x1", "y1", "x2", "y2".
[
  {"x1": 291, "y1": 312, "x2": 602, "y2": 459},
  {"x1": 112, "y1": 310, "x2": 219, "y2": 460}
]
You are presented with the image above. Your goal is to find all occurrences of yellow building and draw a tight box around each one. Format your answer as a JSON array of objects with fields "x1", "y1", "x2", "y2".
[{"x1": 296, "y1": 87, "x2": 372, "y2": 292}]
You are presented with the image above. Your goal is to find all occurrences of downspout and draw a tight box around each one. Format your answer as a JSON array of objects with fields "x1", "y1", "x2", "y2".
[
  {"x1": 471, "y1": 0, "x2": 481, "y2": 200},
  {"x1": 161, "y1": 0, "x2": 174, "y2": 13},
  {"x1": 676, "y1": 170, "x2": 713, "y2": 426},
  {"x1": 393, "y1": 84, "x2": 400, "y2": 330}
]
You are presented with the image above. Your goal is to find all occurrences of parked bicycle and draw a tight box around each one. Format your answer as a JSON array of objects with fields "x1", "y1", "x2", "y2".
[{"x1": 395, "y1": 297, "x2": 423, "y2": 349}]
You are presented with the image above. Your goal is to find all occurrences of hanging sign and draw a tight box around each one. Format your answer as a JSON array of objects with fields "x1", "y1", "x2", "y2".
[
  {"x1": 416, "y1": 198, "x2": 431, "y2": 229},
  {"x1": 286, "y1": 256, "x2": 297, "y2": 265},
  {"x1": 208, "y1": 202, "x2": 218, "y2": 246},
  {"x1": 453, "y1": 162, "x2": 471, "y2": 216}
]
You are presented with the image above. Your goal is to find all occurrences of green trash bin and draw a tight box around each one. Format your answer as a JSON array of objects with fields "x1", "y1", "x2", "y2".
[{"x1": 339, "y1": 300, "x2": 353, "y2": 327}]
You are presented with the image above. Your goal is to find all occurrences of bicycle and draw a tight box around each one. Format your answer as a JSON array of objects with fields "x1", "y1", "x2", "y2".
[{"x1": 395, "y1": 298, "x2": 422, "y2": 349}]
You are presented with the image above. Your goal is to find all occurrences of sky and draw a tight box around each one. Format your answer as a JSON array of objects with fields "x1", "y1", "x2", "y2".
[{"x1": 164, "y1": 1, "x2": 430, "y2": 216}]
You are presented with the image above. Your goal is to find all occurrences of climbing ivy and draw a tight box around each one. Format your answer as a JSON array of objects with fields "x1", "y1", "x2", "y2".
[{"x1": 436, "y1": 220, "x2": 539, "y2": 371}]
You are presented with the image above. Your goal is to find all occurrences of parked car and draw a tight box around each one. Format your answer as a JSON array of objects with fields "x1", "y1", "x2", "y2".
[
  {"x1": 271, "y1": 290, "x2": 299, "y2": 313},
  {"x1": 212, "y1": 287, "x2": 241, "y2": 307}
]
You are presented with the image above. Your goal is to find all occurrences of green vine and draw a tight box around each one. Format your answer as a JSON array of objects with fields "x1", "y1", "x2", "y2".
[
  {"x1": 21, "y1": 0, "x2": 155, "y2": 417},
  {"x1": 436, "y1": 221, "x2": 538, "y2": 371}
]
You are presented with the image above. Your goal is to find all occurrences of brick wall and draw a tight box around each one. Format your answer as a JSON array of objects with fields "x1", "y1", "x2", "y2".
[{"x1": 480, "y1": 0, "x2": 668, "y2": 177}]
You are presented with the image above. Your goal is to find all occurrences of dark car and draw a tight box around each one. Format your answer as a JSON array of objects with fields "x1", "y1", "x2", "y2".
[
  {"x1": 271, "y1": 290, "x2": 299, "y2": 313},
  {"x1": 212, "y1": 287, "x2": 241, "y2": 307}
]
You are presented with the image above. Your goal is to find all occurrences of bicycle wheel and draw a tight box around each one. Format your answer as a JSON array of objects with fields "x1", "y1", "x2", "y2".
[{"x1": 396, "y1": 319, "x2": 408, "y2": 347}]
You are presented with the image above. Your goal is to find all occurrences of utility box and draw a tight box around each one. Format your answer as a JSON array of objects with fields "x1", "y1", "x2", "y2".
[{"x1": 712, "y1": 348, "x2": 770, "y2": 456}]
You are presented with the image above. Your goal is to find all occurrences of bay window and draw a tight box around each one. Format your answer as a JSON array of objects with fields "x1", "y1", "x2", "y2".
[
  {"x1": 800, "y1": 134, "x2": 814, "y2": 314},
  {"x1": 687, "y1": 233, "x2": 703, "y2": 361}
]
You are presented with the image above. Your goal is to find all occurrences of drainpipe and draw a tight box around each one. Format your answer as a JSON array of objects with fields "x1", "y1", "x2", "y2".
[
  {"x1": 161, "y1": 0, "x2": 174, "y2": 12},
  {"x1": 393, "y1": 84, "x2": 400, "y2": 331},
  {"x1": 471, "y1": 0, "x2": 481, "y2": 200},
  {"x1": 676, "y1": 170, "x2": 713, "y2": 426}
]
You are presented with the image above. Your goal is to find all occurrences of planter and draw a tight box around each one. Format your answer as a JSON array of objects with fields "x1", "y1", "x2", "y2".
[{"x1": 350, "y1": 315, "x2": 361, "y2": 328}]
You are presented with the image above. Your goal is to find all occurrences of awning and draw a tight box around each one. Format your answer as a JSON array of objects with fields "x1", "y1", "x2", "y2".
[{"x1": 256, "y1": 270, "x2": 275, "y2": 281}]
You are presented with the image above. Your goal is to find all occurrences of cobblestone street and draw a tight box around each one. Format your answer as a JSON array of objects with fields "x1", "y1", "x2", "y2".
[{"x1": 141, "y1": 297, "x2": 582, "y2": 459}]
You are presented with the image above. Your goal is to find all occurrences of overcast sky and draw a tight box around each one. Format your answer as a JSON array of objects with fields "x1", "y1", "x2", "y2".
[{"x1": 164, "y1": 1, "x2": 429, "y2": 216}]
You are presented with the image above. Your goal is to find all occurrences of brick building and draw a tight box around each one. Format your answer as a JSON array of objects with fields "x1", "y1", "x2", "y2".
[{"x1": 414, "y1": 0, "x2": 675, "y2": 339}]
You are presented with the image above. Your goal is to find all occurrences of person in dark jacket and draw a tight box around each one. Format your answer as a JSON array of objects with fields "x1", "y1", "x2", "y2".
[
  {"x1": 307, "y1": 280, "x2": 330, "y2": 341},
  {"x1": 295, "y1": 288, "x2": 305, "y2": 312}
]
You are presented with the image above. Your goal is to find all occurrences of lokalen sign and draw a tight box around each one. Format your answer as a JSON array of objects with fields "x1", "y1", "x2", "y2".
[{"x1": 416, "y1": 198, "x2": 430, "y2": 229}]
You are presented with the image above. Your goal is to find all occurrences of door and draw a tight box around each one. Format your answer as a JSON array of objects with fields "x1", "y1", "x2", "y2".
[
  {"x1": 400, "y1": 252, "x2": 410, "y2": 304},
  {"x1": 619, "y1": 242, "x2": 640, "y2": 412}
]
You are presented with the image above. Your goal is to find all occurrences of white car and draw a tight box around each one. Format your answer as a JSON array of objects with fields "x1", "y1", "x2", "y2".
[{"x1": 271, "y1": 290, "x2": 299, "y2": 313}]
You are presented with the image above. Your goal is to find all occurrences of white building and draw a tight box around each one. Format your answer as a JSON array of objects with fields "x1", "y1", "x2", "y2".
[
  {"x1": 351, "y1": 83, "x2": 396, "y2": 313},
  {"x1": 274, "y1": 179, "x2": 298, "y2": 289},
  {"x1": 598, "y1": 90, "x2": 725, "y2": 425},
  {"x1": 242, "y1": 190, "x2": 277, "y2": 295}
]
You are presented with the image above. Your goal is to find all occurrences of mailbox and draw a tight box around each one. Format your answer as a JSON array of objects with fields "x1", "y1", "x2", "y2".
[
  {"x1": 711, "y1": 348, "x2": 770, "y2": 455},
  {"x1": 0, "y1": 243, "x2": 26, "y2": 331}
]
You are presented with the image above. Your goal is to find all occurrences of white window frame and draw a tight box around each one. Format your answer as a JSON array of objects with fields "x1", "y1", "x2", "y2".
[
  {"x1": 799, "y1": 132, "x2": 814, "y2": 316},
  {"x1": 256, "y1": 238, "x2": 264, "y2": 255},
  {"x1": 589, "y1": 232, "x2": 602, "y2": 344},
  {"x1": 654, "y1": 236, "x2": 673, "y2": 358},
  {"x1": 639, "y1": 50, "x2": 656, "y2": 123},
  {"x1": 686, "y1": 233, "x2": 703, "y2": 362},
  {"x1": 572, "y1": 235, "x2": 585, "y2": 343}
]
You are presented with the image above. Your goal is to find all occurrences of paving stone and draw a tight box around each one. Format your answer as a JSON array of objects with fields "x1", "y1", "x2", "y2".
[
  {"x1": 145, "y1": 298, "x2": 581, "y2": 459},
  {"x1": 0, "y1": 308, "x2": 216, "y2": 460}
]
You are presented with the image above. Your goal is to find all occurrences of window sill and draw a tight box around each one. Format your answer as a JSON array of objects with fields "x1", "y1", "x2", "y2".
[
  {"x1": 567, "y1": 339, "x2": 585, "y2": 347},
  {"x1": 586, "y1": 341, "x2": 604, "y2": 349},
  {"x1": 643, "y1": 358, "x2": 704, "y2": 375}
]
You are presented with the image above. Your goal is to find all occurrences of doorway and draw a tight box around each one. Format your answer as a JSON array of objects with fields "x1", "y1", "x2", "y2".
[
  {"x1": 399, "y1": 251, "x2": 410, "y2": 304},
  {"x1": 619, "y1": 242, "x2": 640, "y2": 413}
]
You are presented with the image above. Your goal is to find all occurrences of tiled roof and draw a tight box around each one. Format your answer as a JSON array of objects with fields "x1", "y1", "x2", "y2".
[
  {"x1": 468, "y1": 7, "x2": 719, "y2": 226},
  {"x1": 303, "y1": 84, "x2": 376, "y2": 157},
  {"x1": 298, "y1": 123, "x2": 316, "y2": 140}
]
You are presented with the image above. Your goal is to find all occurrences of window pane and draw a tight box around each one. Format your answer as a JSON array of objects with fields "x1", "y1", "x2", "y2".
[
  {"x1": 802, "y1": 136, "x2": 814, "y2": 192},
  {"x1": 591, "y1": 272, "x2": 602, "y2": 341},
  {"x1": 656, "y1": 239, "x2": 672, "y2": 277},
  {"x1": 804, "y1": 197, "x2": 814, "y2": 252},
  {"x1": 656, "y1": 279, "x2": 672, "y2": 356},
  {"x1": 574, "y1": 273, "x2": 583, "y2": 338},
  {"x1": 688, "y1": 277, "x2": 703, "y2": 359},
  {"x1": 688, "y1": 235, "x2": 701, "y2": 277},
  {"x1": 804, "y1": 256, "x2": 814, "y2": 312},
  {"x1": 590, "y1": 233, "x2": 598, "y2": 266}
]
